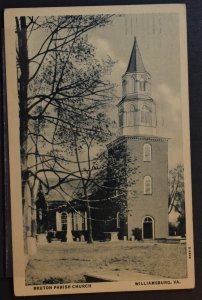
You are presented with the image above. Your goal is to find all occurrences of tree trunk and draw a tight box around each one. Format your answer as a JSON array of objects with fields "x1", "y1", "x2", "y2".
[
  {"x1": 16, "y1": 16, "x2": 29, "y2": 253},
  {"x1": 17, "y1": 17, "x2": 29, "y2": 172},
  {"x1": 84, "y1": 187, "x2": 93, "y2": 243},
  {"x1": 86, "y1": 200, "x2": 93, "y2": 243},
  {"x1": 30, "y1": 188, "x2": 37, "y2": 237}
]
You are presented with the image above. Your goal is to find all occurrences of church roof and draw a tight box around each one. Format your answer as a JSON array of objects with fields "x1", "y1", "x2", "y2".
[{"x1": 126, "y1": 37, "x2": 147, "y2": 73}]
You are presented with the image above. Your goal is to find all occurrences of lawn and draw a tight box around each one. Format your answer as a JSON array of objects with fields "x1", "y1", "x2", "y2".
[{"x1": 25, "y1": 241, "x2": 187, "y2": 285}]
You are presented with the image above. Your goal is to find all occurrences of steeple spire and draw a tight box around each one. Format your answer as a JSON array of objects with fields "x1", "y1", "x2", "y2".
[
  {"x1": 126, "y1": 37, "x2": 146, "y2": 73},
  {"x1": 118, "y1": 37, "x2": 156, "y2": 137}
]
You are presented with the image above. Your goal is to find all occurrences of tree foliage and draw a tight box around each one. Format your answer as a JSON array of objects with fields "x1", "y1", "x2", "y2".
[
  {"x1": 16, "y1": 14, "x2": 114, "y2": 191},
  {"x1": 168, "y1": 164, "x2": 186, "y2": 236},
  {"x1": 168, "y1": 164, "x2": 185, "y2": 215},
  {"x1": 15, "y1": 14, "x2": 116, "y2": 243},
  {"x1": 16, "y1": 14, "x2": 140, "y2": 243}
]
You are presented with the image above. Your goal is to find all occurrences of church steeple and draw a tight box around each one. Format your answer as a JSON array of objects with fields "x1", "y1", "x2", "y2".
[
  {"x1": 118, "y1": 37, "x2": 157, "y2": 137},
  {"x1": 122, "y1": 37, "x2": 151, "y2": 99},
  {"x1": 126, "y1": 37, "x2": 146, "y2": 73}
]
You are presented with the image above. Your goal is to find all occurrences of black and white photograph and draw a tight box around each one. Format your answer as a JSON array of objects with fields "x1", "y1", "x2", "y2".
[{"x1": 4, "y1": 4, "x2": 194, "y2": 296}]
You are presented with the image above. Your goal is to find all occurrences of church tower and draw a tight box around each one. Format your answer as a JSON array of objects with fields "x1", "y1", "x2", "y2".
[
  {"x1": 108, "y1": 38, "x2": 168, "y2": 240},
  {"x1": 118, "y1": 37, "x2": 156, "y2": 136}
]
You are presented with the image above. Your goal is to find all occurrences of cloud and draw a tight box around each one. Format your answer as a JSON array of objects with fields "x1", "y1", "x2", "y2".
[
  {"x1": 89, "y1": 37, "x2": 126, "y2": 94},
  {"x1": 91, "y1": 37, "x2": 114, "y2": 59}
]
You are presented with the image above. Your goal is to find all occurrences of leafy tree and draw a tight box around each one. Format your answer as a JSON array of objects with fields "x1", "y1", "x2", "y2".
[
  {"x1": 50, "y1": 63, "x2": 116, "y2": 243},
  {"x1": 177, "y1": 213, "x2": 186, "y2": 237},
  {"x1": 16, "y1": 14, "x2": 113, "y2": 189},
  {"x1": 168, "y1": 164, "x2": 185, "y2": 215},
  {"x1": 15, "y1": 15, "x2": 114, "y2": 248},
  {"x1": 52, "y1": 113, "x2": 139, "y2": 243},
  {"x1": 85, "y1": 140, "x2": 139, "y2": 241},
  {"x1": 16, "y1": 14, "x2": 139, "y2": 245},
  {"x1": 168, "y1": 164, "x2": 185, "y2": 236}
]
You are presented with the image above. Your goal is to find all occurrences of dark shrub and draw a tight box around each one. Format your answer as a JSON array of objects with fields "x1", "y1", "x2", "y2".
[
  {"x1": 132, "y1": 228, "x2": 142, "y2": 241},
  {"x1": 177, "y1": 214, "x2": 186, "y2": 237},
  {"x1": 72, "y1": 230, "x2": 87, "y2": 241},
  {"x1": 169, "y1": 222, "x2": 178, "y2": 236},
  {"x1": 43, "y1": 277, "x2": 64, "y2": 284},
  {"x1": 56, "y1": 231, "x2": 67, "y2": 242},
  {"x1": 46, "y1": 231, "x2": 54, "y2": 243},
  {"x1": 169, "y1": 218, "x2": 186, "y2": 237}
]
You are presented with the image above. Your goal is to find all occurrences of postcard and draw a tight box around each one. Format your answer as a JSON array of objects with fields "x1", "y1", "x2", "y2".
[{"x1": 4, "y1": 4, "x2": 194, "y2": 296}]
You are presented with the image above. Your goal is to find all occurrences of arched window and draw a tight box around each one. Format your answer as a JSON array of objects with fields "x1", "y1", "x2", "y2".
[
  {"x1": 128, "y1": 104, "x2": 135, "y2": 126},
  {"x1": 141, "y1": 105, "x2": 152, "y2": 125},
  {"x1": 125, "y1": 104, "x2": 137, "y2": 127},
  {"x1": 122, "y1": 79, "x2": 127, "y2": 95},
  {"x1": 125, "y1": 104, "x2": 130, "y2": 126},
  {"x1": 119, "y1": 106, "x2": 124, "y2": 127},
  {"x1": 61, "y1": 212, "x2": 67, "y2": 231},
  {"x1": 128, "y1": 77, "x2": 135, "y2": 94},
  {"x1": 134, "y1": 78, "x2": 137, "y2": 92},
  {"x1": 117, "y1": 212, "x2": 121, "y2": 228},
  {"x1": 119, "y1": 114, "x2": 123, "y2": 127},
  {"x1": 144, "y1": 81, "x2": 148, "y2": 92},
  {"x1": 144, "y1": 176, "x2": 152, "y2": 194},
  {"x1": 139, "y1": 80, "x2": 145, "y2": 91},
  {"x1": 144, "y1": 217, "x2": 153, "y2": 222},
  {"x1": 143, "y1": 143, "x2": 152, "y2": 161}
]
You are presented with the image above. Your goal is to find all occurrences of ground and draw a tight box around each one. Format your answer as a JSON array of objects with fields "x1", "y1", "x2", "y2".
[{"x1": 25, "y1": 241, "x2": 187, "y2": 285}]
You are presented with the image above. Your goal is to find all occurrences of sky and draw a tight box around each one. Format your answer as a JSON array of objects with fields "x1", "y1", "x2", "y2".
[
  {"x1": 88, "y1": 13, "x2": 183, "y2": 169},
  {"x1": 26, "y1": 12, "x2": 185, "y2": 172}
]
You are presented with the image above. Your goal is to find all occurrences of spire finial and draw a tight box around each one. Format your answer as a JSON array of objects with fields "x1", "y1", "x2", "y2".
[{"x1": 126, "y1": 37, "x2": 146, "y2": 73}]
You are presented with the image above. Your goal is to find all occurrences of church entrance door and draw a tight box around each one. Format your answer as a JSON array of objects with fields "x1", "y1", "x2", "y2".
[{"x1": 142, "y1": 216, "x2": 154, "y2": 240}]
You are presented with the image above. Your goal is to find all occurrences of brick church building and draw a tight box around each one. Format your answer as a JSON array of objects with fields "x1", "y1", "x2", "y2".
[{"x1": 36, "y1": 38, "x2": 169, "y2": 242}]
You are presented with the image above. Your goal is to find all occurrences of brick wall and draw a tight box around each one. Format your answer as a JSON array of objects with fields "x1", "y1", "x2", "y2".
[{"x1": 126, "y1": 137, "x2": 169, "y2": 239}]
